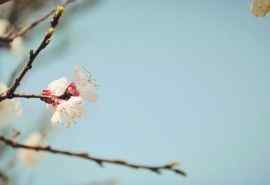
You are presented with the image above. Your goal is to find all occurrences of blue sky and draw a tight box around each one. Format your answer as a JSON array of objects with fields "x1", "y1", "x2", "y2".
[{"x1": 1, "y1": 0, "x2": 270, "y2": 185}]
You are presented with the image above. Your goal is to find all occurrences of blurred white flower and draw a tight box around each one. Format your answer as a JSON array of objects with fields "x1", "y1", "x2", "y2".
[
  {"x1": 10, "y1": 37, "x2": 26, "y2": 59},
  {"x1": 74, "y1": 65, "x2": 97, "y2": 102},
  {"x1": 0, "y1": 19, "x2": 9, "y2": 36},
  {"x1": 42, "y1": 66, "x2": 97, "y2": 127},
  {"x1": 17, "y1": 132, "x2": 45, "y2": 167},
  {"x1": 250, "y1": 0, "x2": 270, "y2": 16},
  {"x1": 51, "y1": 96, "x2": 84, "y2": 127},
  {"x1": 0, "y1": 83, "x2": 21, "y2": 128}
]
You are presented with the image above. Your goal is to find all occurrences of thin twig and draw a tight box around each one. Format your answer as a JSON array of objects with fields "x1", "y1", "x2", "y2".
[
  {"x1": 10, "y1": 10, "x2": 55, "y2": 40},
  {"x1": 0, "y1": 135, "x2": 186, "y2": 177},
  {"x1": 0, "y1": 6, "x2": 65, "y2": 102},
  {"x1": 0, "y1": 93, "x2": 44, "y2": 102},
  {"x1": 10, "y1": 0, "x2": 75, "y2": 40},
  {"x1": 12, "y1": 93, "x2": 44, "y2": 99},
  {"x1": 0, "y1": 0, "x2": 75, "y2": 46}
]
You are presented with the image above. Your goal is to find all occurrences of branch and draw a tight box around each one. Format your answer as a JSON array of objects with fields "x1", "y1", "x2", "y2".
[
  {"x1": 0, "y1": 135, "x2": 186, "y2": 177},
  {"x1": 0, "y1": 0, "x2": 75, "y2": 47},
  {"x1": 0, "y1": 6, "x2": 65, "y2": 102},
  {"x1": 12, "y1": 93, "x2": 44, "y2": 99},
  {"x1": 9, "y1": 0, "x2": 75, "y2": 40},
  {"x1": 0, "y1": 93, "x2": 44, "y2": 102}
]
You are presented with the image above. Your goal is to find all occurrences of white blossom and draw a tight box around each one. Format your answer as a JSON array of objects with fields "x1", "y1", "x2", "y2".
[
  {"x1": 47, "y1": 77, "x2": 70, "y2": 96},
  {"x1": 17, "y1": 132, "x2": 44, "y2": 167},
  {"x1": 74, "y1": 65, "x2": 97, "y2": 102},
  {"x1": 0, "y1": 83, "x2": 21, "y2": 128},
  {"x1": 42, "y1": 66, "x2": 97, "y2": 127},
  {"x1": 250, "y1": 0, "x2": 270, "y2": 16},
  {"x1": 51, "y1": 96, "x2": 84, "y2": 127}
]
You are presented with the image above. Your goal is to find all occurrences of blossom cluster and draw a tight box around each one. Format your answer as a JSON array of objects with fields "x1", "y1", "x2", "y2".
[{"x1": 42, "y1": 66, "x2": 97, "y2": 127}]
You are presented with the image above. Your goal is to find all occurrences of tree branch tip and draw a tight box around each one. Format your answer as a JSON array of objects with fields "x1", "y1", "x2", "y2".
[{"x1": 56, "y1": 5, "x2": 65, "y2": 15}]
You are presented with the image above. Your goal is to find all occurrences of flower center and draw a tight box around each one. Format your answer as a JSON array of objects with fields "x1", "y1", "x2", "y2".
[{"x1": 42, "y1": 82, "x2": 80, "y2": 106}]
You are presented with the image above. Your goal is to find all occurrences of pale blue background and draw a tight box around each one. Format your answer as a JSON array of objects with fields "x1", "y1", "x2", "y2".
[{"x1": 1, "y1": 0, "x2": 270, "y2": 185}]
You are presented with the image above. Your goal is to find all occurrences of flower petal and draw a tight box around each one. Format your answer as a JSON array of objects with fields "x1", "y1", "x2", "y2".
[
  {"x1": 74, "y1": 66, "x2": 97, "y2": 102},
  {"x1": 47, "y1": 77, "x2": 70, "y2": 96},
  {"x1": 51, "y1": 96, "x2": 84, "y2": 127}
]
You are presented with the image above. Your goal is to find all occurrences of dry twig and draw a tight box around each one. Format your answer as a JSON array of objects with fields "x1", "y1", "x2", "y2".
[{"x1": 0, "y1": 135, "x2": 186, "y2": 176}]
